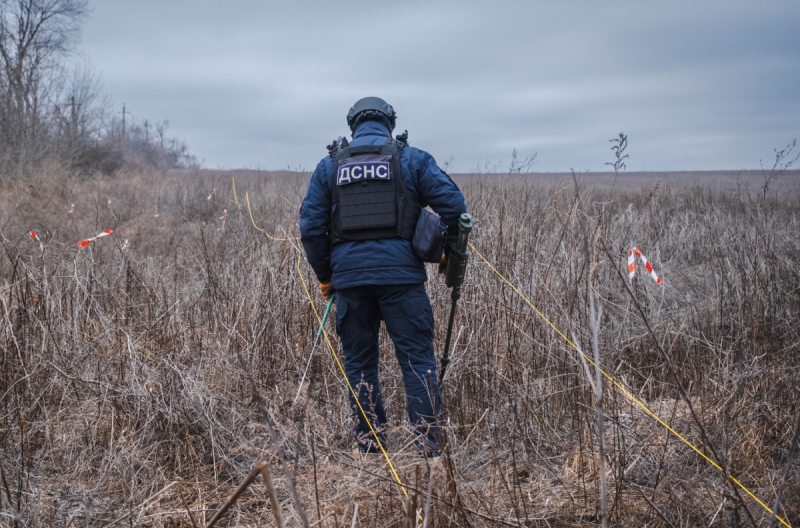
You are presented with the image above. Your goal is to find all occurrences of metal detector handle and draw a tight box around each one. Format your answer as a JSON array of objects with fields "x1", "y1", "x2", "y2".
[{"x1": 445, "y1": 213, "x2": 474, "y2": 293}]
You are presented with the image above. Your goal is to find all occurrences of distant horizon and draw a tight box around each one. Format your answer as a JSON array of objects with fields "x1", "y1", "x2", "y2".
[{"x1": 191, "y1": 167, "x2": 800, "y2": 176}]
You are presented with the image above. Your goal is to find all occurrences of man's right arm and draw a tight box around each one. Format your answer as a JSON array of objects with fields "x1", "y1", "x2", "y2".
[
  {"x1": 412, "y1": 148, "x2": 467, "y2": 227},
  {"x1": 299, "y1": 159, "x2": 333, "y2": 283}
]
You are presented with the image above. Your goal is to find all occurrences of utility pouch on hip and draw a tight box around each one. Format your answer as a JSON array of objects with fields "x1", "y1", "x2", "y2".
[{"x1": 412, "y1": 208, "x2": 448, "y2": 263}]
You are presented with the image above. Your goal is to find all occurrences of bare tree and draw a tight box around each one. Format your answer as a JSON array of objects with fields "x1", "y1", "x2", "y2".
[
  {"x1": 0, "y1": 0, "x2": 88, "y2": 173},
  {"x1": 52, "y1": 60, "x2": 106, "y2": 164}
]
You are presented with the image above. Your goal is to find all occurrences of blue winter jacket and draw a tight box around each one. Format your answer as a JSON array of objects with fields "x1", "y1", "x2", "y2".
[{"x1": 300, "y1": 120, "x2": 467, "y2": 289}]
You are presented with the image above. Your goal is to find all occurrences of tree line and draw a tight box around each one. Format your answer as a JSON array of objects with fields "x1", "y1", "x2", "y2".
[{"x1": 0, "y1": 0, "x2": 198, "y2": 178}]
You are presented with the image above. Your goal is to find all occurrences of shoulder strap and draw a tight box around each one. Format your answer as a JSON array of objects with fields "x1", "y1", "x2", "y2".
[
  {"x1": 327, "y1": 136, "x2": 349, "y2": 158},
  {"x1": 335, "y1": 142, "x2": 399, "y2": 160}
]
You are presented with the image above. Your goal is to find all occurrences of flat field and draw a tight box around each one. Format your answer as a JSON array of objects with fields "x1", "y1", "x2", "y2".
[{"x1": 1, "y1": 167, "x2": 799, "y2": 526}]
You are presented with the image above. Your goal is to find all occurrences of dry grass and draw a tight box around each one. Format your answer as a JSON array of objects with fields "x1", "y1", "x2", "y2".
[{"x1": 1, "y1": 166, "x2": 799, "y2": 526}]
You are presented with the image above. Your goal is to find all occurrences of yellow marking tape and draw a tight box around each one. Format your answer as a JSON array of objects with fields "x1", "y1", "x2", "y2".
[
  {"x1": 237, "y1": 179, "x2": 413, "y2": 505},
  {"x1": 468, "y1": 242, "x2": 790, "y2": 527},
  {"x1": 295, "y1": 255, "x2": 415, "y2": 504},
  {"x1": 231, "y1": 177, "x2": 243, "y2": 218},
  {"x1": 235, "y1": 177, "x2": 780, "y2": 524},
  {"x1": 281, "y1": 195, "x2": 299, "y2": 208},
  {"x1": 245, "y1": 191, "x2": 299, "y2": 242}
]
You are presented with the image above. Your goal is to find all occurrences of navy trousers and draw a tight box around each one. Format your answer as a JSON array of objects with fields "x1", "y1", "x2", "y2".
[{"x1": 335, "y1": 282, "x2": 442, "y2": 454}]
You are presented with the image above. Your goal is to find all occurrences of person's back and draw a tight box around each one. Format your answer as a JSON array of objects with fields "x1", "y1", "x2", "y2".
[{"x1": 300, "y1": 97, "x2": 467, "y2": 455}]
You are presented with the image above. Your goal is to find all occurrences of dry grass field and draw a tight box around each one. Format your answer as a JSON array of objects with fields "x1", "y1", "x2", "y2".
[{"x1": 1, "y1": 166, "x2": 799, "y2": 526}]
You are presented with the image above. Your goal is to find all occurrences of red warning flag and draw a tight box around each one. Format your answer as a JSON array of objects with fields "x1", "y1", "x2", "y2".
[
  {"x1": 628, "y1": 247, "x2": 661, "y2": 284},
  {"x1": 30, "y1": 231, "x2": 44, "y2": 253},
  {"x1": 78, "y1": 229, "x2": 113, "y2": 248},
  {"x1": 627, "y1": 249, "x2": 636, "y2": 280}
]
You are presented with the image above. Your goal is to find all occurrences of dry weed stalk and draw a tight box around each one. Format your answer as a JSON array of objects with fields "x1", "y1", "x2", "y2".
[
  {"x1": 768, "y1": 410, "x2": 800, "y2": 528},
  {"x1": 205, "y1": 461, "x2": 284, "y2": 528}
]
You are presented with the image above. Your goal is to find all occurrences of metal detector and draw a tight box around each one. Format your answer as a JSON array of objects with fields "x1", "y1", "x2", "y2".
[{"x1": 439, "y1": 213, "x2": 473, "y2": 383}]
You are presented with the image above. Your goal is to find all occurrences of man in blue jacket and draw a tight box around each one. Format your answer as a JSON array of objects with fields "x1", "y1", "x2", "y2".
[{"x1": 300, "y1": 97, "x2": 467, "y2": 455}]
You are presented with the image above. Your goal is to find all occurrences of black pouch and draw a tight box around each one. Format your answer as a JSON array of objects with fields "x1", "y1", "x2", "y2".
[{"x1": 412, "y1": 208, "x2": 447, "y2": 263}]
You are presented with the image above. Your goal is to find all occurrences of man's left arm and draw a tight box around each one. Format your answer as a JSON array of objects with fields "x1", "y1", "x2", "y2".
[
  {"x1": 299, "y1": 160, "x2": 333, "y2": 284},
  {"x1": 412, "y1": 149, "x2": 467, "y2": 227}
]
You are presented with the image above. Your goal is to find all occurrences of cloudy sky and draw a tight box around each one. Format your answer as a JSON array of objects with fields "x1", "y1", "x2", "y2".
[{"x1": 78, "y1": 1, "x2": 800, "y2": 172}]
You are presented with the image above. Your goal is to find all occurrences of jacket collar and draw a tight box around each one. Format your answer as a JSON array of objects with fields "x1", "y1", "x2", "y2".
[{"x1": 352, "y1": 120, "x2": 391, "y2": 139}]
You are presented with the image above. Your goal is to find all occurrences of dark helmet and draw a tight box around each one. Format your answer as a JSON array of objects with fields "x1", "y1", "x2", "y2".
[{"x1": 346, "y1": 96, "x2": 396, "y2": 133}]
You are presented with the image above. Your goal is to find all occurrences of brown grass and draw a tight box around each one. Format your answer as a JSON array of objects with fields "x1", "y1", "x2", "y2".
[{"x1": 0, "y1": 166, "x2": 798, "y2": 526}]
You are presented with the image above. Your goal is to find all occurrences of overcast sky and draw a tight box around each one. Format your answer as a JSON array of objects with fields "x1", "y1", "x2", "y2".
[{"x1": 78, "y1": 1, "x2": 800, "y2": 173}]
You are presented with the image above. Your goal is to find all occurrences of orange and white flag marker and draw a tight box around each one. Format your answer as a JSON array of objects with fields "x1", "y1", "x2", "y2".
[
  {"x1": 30, "y1": 231, "x2": 44, "y2": 253},
  {"x1": 67, "y1": 204, "x2": 75, "y2": 214},
  {"x1": 207, "y1": 188, "x2": 216, "y2": 200},
  {"x1": 78, "y1": 229, "x2": 113, "y2": 248},
  {"x1": 628, "y1": 247, "x2": 661, "y2": 284},
  {"x1": 218, "y1": 209, "x2": 227, "y2": 231}
]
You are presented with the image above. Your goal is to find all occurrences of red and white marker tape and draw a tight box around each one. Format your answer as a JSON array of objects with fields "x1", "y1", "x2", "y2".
[
  {"x1": 628, "y1": 247, "x2": 661, "y2": 284},
  {"x1": 218, "y1": 209, "x2": 227, "y2": 231},
  {"x1": 30, "y1": 231, "x2": 44, "y2": 253},
  {"x1": 78, "y1": 229, "x2": 113, "y2": 248},
  {"x1": 68, "y1": 204, "x2": 75, "y2": 214},
  {"x1": 207, "y1": 188, "x2": 216, "y2": 200}
]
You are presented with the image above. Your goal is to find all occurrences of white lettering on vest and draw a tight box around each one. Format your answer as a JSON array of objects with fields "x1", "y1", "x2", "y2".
[
  {"x1": 337, "y1": 162, "x2": 392, "y2": 185},
  {"x1": 338, "y1": 166, "x2": 351, "y2": 185}
]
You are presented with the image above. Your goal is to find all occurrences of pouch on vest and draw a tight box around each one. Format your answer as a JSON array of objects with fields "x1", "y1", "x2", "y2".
[{"x1": 412, "y1": 208, "x2": 448, "y2": 263}]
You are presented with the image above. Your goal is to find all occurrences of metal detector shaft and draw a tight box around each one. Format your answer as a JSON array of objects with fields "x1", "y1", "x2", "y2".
[
  {"x1": 439, "y1": 213, "x2": 473, "y2": 383},
  {"x1": 294, "y1": 293, "x2": 335, "y2": 403},
  {"x1": 440, "y1": 299, "x2": 459, "y2": 381},
  {"x1": 317, "y1": 293, "x2": 336, "y2": 336}
]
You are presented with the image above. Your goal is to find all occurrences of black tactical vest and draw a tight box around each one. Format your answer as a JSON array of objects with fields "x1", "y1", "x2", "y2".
[{"x1": 329, "y1": 140, "x2": 421, "y2": 245}]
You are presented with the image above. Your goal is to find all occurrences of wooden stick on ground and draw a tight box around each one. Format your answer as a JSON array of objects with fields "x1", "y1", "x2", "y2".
[{"x1": 205, "y1": 461, "x2": 285, "y2": 528}]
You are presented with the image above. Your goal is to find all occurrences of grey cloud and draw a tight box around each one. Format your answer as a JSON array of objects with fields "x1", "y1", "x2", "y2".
[{"x1": 79, "y1": 0, "x2": 800, "y2": 172}]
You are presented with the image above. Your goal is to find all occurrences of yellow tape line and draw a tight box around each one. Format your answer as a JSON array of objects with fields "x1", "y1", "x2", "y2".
[
  {"x1": 245, "y1": 191, "x2": 299, "y2": 242},
  {"x1": 237, "y1": 178, "x2": 411, "y2": 502},
  {"x1": 231, "y1": 177, "x2": 243, "y2": 218},
  {"x1": 295, "y1": 255, "x2": 412, "y2": 501},
  {"x1": 237, "y1": 175, "x2": 779, "y2": 524},
  {"x1": 468, "y1": 242, "x2": 790, "y2": 527}
]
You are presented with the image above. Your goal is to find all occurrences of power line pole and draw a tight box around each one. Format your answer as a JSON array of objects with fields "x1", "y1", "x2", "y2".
[
  {"x1": 121, "y1": 103, "x2": 128, "y2": 140},
  {"x1": 70, "y1": 96, "x2": 77, "y2": 142}
]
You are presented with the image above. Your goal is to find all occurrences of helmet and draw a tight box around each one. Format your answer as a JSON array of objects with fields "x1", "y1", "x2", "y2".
[{"x1": 346, "y1": 97, "x2": 396, "y2": 133}]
